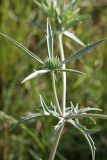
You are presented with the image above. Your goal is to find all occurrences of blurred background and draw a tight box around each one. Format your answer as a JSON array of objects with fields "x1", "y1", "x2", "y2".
[{"x1": 0, "y1": 0, "x2": 107, "y2": 160}]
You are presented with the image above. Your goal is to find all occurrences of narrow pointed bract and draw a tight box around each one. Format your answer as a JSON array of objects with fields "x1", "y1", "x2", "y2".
[
  {"x1": 47, "y1": 20, "x2": 53, "y2": 58},
  {"x1": 64, "y1": 31, "x2": 85, "y2": 47},
  {"x1": 21, "y1": 68, "x2": 85, "y2": 83},
  {"x1": 21, "y1": 70, "x2": 50, "y2": 83},
  {"x1": 78, "y1": 107, "x2": 102, "y2": 113},
  {"x1": 10, "y1": 113, "x2": 47, "y2": 131},
  {"x1": 69, "y1": 120, "x2": 96, "y2": 160},
  {"x1": 0, "y1": 33, "x2": 44, "y2": 64},
  {"x1": 56, "y1": 69, "x2": 86, "y2": 75},
  {"x1": 61, "y1": 39, "x2": 107, "y2": 65}
]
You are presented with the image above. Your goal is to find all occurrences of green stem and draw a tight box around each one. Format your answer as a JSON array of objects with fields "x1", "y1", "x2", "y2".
[
  {"x1": 58, "y1": 34, "x2": 66, "y2": 116},
  {"x1": 51, "y1": 72, "x2": 62, "y2": 116},
  {"x1": 48, "y1": 126, "x2": 64, "y2": 160}
]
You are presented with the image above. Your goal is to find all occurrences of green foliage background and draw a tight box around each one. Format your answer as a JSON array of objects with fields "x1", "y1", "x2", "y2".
[{"x1": 0, "y1": 0, "x2": 107, "y2": 160}]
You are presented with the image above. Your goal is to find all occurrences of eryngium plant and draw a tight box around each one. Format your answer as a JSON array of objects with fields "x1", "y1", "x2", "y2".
[
  {"x1": 0, "y1": 1, "x2": 107, "y2": 159},
  {"x1": 1, "y1": 21, "x2": 107, "y2": 160}
]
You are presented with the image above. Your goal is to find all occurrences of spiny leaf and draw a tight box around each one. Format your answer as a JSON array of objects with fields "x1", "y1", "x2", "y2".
[
  {"x1": 21, "y1": 70, "x2": 50, "y2": 83},
  {"x1": 67, "y1": 113, "x2": 107, "y2": 120},
  {"x1": 47, "y1": 20, "x2": 53, "y2": 58},
  {"x1": 69, "y1": 120, "x2": 96, "y2": 160},
  {"x1": 72, "y1": 120, "x2": 100, "y2": 135},
  {"x1": 61, "y1": 39, "x2": 107, "y2": 65},
  {"x1": 79, "y1": 107, "x2": 102, "y2": 113},
  {"x1": 0, "y1": 33, "x2": 44, "y2": 64},
  {"x1": 10, "y1": 113, "x2": 47, "y2": 131},
  {"x1": 85, "y1": 134, "x2": 96, "y2": 160}
]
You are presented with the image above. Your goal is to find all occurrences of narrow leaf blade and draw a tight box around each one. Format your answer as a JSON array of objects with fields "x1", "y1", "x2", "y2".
[
  {"x1": 73, "y1": 120, "x2": 100, "y2": 135},
  {"x1": 21, "y1": 70, "x2": 50, "y2": 83},
  {"x1": 0, "y1": 33, "x2": 43, "y2": 64},
  {"x1": 64, "y1": 31, "x2": 85, "y2": 47},
  {"x1": 47, "y1": 20, "x2": 53, "y2": 57},
  {"x1": 61, "y1": 39, "x2": 107, "y2": 65},
  {"x1": 56, "y1": 69, "x2": 86, "y2": 75},
  {"x1": 79, "y1": 107, "x2": 102, "y2": 113},
  {"x1": 10, "y1": 113, "x2": 47, "y2": 131},
  {"x1": 54, "y1": 119, "x2": 65, "y2": 135},
  {"x1": 40, "y1": 95, "x2": 50, "y2": 115},
  {"x1": 70, "y1": 120, "x2": 96, "y2": 160}
]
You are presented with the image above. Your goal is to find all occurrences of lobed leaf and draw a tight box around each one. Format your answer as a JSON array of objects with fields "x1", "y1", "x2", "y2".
[
  {"x1": 0, "y1": 33, "x2": 44, "y2": 64},
  {"x1": 61, "y1": 39, "x2": 107, "y2": 65}
]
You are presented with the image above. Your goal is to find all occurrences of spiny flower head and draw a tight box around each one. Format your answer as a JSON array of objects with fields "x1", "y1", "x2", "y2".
[{"x1": 44, "y1": 56, "x2": 61, "y2": 70}]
